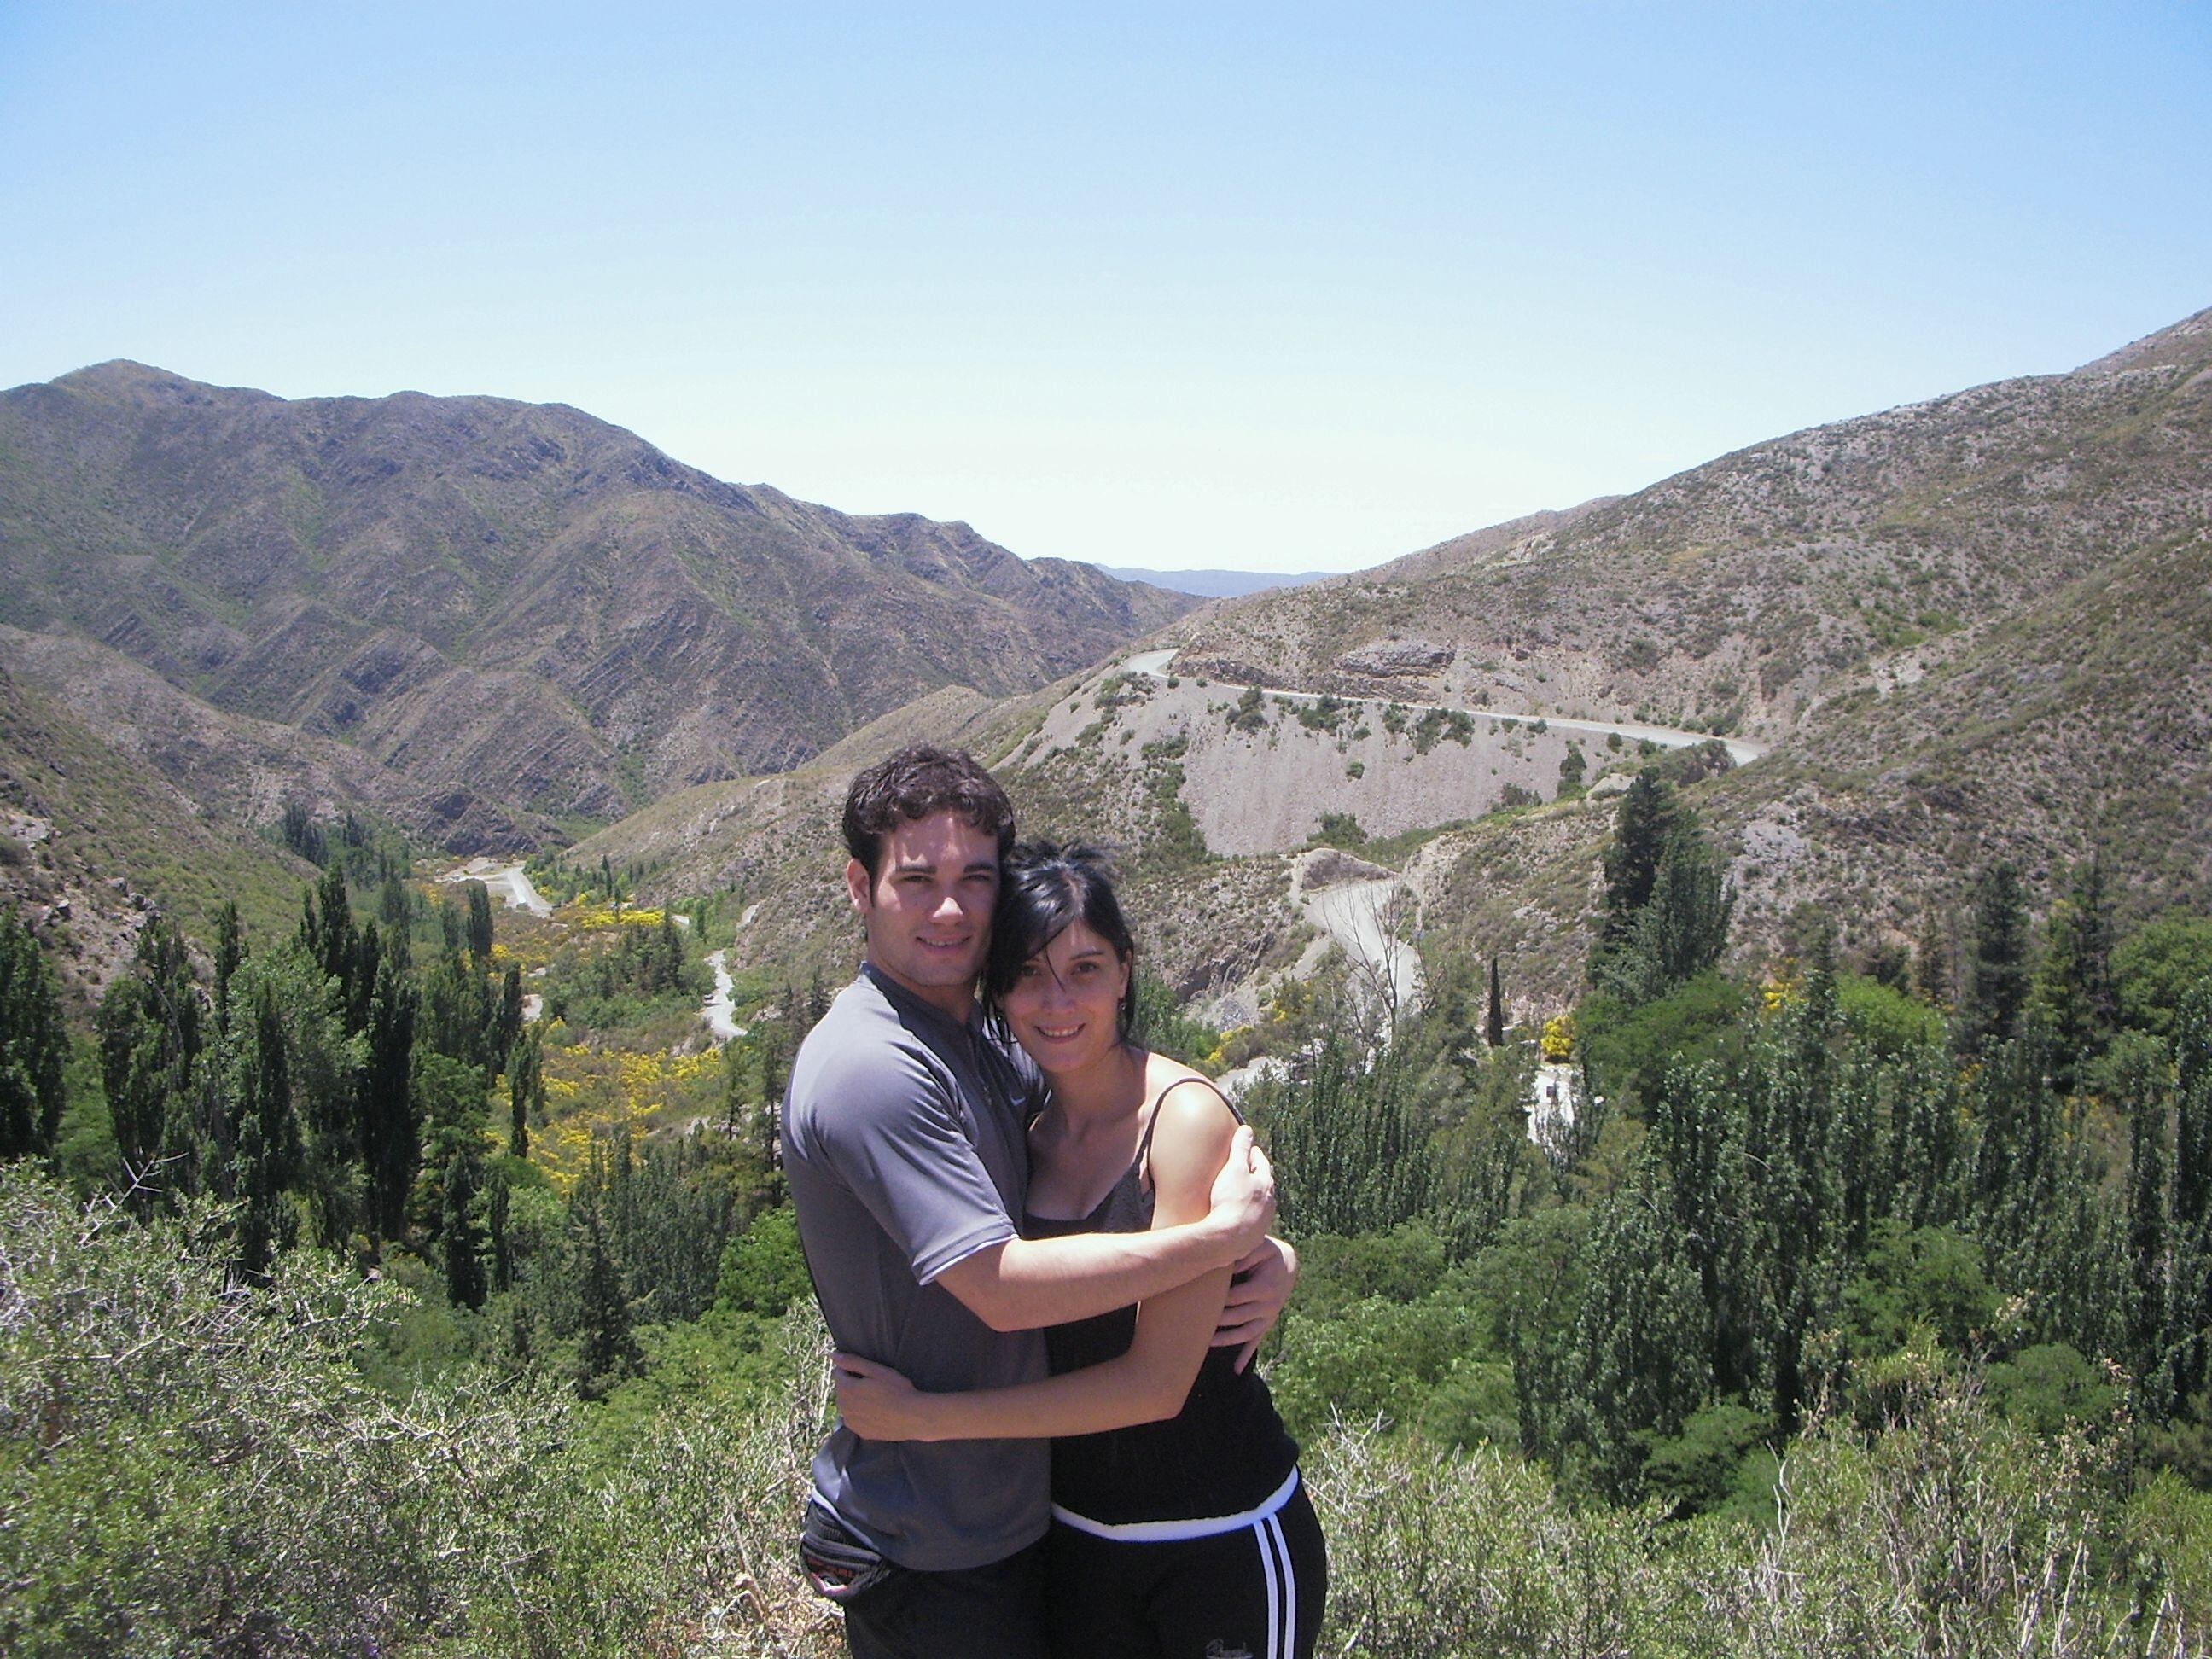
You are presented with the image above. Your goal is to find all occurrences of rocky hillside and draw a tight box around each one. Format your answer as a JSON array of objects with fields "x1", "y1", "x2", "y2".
[
  {"x1": 0, "y1": 363, "x2": 1192, "y2": 832},
  {"x1": 1172, "y1": 309, "x2": 2212, "y2": 749},
  {"x1": 0, "y1": 664, "x2": 313, "y2": 1003},
  {"x1": 575, "y1": 306, "x2": 2212, "y2": 1016}
]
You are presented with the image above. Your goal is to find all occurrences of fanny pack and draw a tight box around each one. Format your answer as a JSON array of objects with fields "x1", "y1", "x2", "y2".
[{"x1": 800, "y1": 1499, "x2": 898, "y2": 1604}]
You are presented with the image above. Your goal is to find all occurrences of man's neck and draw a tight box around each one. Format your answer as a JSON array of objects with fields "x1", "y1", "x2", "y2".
[{"x1": 864, "y1": 954, "x2": 979, "y2": 1025}]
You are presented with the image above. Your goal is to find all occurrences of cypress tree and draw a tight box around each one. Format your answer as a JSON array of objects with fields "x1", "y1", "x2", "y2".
[
  {"x1": 1485, "y1": 957, "x2": 1507, "y2": 1048},
  {"x1": 2037, "y1": 853, "x2": 2119, "y2": 1091},
  {"x1": 0, "y1": 905, "x2": 68, "y2": 1157},
  {"x1": 212, "y1": 900, "x2": 243, "y2": 1019},
  {"x1": 487, "y1": 1161, "x2": 513, "y2": 1294},
  {"x1": 1597, "y1": 773, "x2": 1678, "y2": 959},
  {"x1": 1960, "y1": 860, "x2": 2032, "y2": 1057},
  {"x1": 575, "y1": 1208, "x2": 642, "y2": 1397},
  {"x1": 360, "y1": 954, "x2": 419, "y2": 1244},
  {"x1": 507, "y1": 1029, "x2": 542, "y2": 1159},
  {"x1": 443, "y1": 1146, "x2": 487, "y2": 1311},
  {"x1": 490, "y1": 965, "x2": 524, "y2": 1074}
]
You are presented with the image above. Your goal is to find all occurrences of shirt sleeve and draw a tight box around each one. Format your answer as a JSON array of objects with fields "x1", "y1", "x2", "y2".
[{"x1": 810, "y1": 1039, "x2": 1017, "y2": 1286}]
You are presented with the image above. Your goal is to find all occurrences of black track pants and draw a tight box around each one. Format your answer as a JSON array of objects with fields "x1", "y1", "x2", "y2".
[{"x1": 1041, "y1": 1481, "x2": 1327, "y2": 1659}]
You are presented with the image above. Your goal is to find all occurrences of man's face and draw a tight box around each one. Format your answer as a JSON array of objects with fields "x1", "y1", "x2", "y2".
[{"x1": 847, "y1": 809, "x2": 1000, "y2": 1018}]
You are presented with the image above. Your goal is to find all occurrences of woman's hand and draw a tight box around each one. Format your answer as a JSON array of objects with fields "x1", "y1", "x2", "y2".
[
  {"x1": 1213, "y1": 1235, "x2": 1299, "y2": 1372},
  {"x1": 832, "y1": 1352, "x2": 938, "y2": 1441}
]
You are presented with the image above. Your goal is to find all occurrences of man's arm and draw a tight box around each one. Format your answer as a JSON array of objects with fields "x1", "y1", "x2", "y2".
[{"x1": 933, "y1": 1125, "x2": 1274, "y2": 1331}]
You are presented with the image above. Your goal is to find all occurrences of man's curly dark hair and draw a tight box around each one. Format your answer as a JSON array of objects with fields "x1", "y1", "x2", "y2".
[{"x1": 841, "y1": 745, "x2": 1016, "y2": 880}]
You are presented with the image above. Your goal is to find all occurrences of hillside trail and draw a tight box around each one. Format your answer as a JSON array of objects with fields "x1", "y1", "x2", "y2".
[{"x1": 1121, "y1": 649, "x2": 1767, "y2": 766}]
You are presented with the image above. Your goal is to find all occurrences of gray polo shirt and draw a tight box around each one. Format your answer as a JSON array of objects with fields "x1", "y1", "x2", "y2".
[{"x1": 781, "y1": 963, "x2": 1051, "y2": 1570}]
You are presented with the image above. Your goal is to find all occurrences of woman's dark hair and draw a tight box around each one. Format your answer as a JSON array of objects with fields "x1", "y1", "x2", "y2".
[
  {"x1": 841, "y1": 745, "x2": 1016, "y2": 879},
  {"x1": 985, "y1": 840, "x2": 1138, "y2": 1037}
]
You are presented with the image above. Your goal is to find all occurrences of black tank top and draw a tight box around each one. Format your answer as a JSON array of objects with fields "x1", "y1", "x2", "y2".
[{"x1": 1022, "y1": 1082, "x2": 1299, "y2": 1525}]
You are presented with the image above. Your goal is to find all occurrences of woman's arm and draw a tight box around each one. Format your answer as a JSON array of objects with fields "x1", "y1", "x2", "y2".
[{"x1": 834, "y1": 1077, "x2": 1243, "y2": 1441}]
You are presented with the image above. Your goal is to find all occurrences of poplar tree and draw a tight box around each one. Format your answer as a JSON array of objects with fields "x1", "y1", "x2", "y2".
[
  {"x1": 463, "y1": 881, "x2": 495, "y2": 964},
  {"x1": 228, "y1": 981, "x2": 301, "y2": 1278},
  {"x1": 2168, "y1": 984, "x2": 2212, "y2": 1404},
  {"x1": 97, "y1": 917, "x2": 206, "y2": 1192}
]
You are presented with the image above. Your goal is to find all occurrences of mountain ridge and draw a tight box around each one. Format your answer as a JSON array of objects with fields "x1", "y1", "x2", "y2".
[{"x1": 0, "y1": 361, "x2": 1194, "y2": 832}]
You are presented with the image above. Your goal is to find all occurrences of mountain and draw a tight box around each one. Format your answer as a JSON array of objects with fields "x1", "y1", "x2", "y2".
[
  {"x1": 0, "y1": 363, "x2": 1194, "y2": 835},
  {"x1": 579, "y1": 306, "x2": 2212, "y2": 1012},
  {"x1": 1097, "y1": 566, "x2": 1342, "y2": 597},
  {"x1": 0, "y1": 662, "x2": 314, "y2": 1001}
]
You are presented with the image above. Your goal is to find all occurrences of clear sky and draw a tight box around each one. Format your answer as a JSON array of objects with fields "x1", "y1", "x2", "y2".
[{"x1": 3, "y1": 3, "x2": 2207, "y2": 573}]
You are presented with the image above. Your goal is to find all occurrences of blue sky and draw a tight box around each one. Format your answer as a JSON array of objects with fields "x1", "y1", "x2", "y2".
[{"x1": 3, "y1": 3, "x2": 2206, "y2": 572}]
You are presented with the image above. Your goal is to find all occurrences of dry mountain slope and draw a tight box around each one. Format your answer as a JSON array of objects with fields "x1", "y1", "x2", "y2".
[
  {"x1": 1174, "y1": 307, "x2": 2212, "y2": 750},
  {"x1": 0, "y1": 362, "x2": 1192, "y2": 828},
  {"x1": 579, "y1": 305, "x2": 2212, "y2": 1010}
]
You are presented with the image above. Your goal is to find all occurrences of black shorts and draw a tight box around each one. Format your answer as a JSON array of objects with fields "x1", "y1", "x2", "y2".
[
  {"x1": 802, "y1": 1500, "x2": 1048, "y2": 1659},
  {"x1": 1042, "y1": 1476, "x2": 1327, "y2": 1659}
]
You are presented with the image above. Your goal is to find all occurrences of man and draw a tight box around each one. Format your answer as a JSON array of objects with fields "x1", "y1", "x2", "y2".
[{"x1": 783, "y1": 745, "x2": 1292, "y2": 1659}]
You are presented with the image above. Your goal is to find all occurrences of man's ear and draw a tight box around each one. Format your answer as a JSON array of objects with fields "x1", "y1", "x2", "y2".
[{"x1": 846, "y1": 858, "x2": 874, "y2": 913}]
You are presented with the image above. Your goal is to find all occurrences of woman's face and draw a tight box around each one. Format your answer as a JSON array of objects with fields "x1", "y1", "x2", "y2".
[{"x1": 1001, "y1": 918, "x2": 1131, "y2": 1075}]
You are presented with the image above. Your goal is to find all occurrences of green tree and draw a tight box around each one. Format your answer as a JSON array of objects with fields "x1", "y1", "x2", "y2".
[
  {"x1": 574, "y1": 1208, "x2": 643, "y2": 1398},
  {"x1": 224, "y1": 979, "x2": 301, "y2": 1278},
  {"x1": 212, "y1": 899, "x2": 243, "y2": 1018},
  {"x1": 442, "y1": 1145, "x2": 487, "y2": 1311},
  {"x1": 506, "y1": 1028, "x2": 543, "y2": 1159},
  {"x1": 1596, "y1": 772, "x2": 1679, "y2": 958},
  {"x1": 0, "y1": 905, "x2": 68, "y2": 1158},
  {"x1": 96, "y1": 917, "x2": 206, "y2": 1196},
  {"x1": 1485, "y1": 957, "x2": 1506, "y2": 1049},
  {"x1": 463, "y1": 881, "x2": 495, "y2": 963},
  {"x1": 1959, "y1": 860, "x2": 2032, "y2": 1057},
  {"x1": 2034, "y1": 853, "x2": 2118, "y2": 1091},
  {"x1": 360, "y1": 952, "x2": 418, "y2": 1246}
]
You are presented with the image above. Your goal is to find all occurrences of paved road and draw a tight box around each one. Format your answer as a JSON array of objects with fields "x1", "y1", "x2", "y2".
[
  {"x1": 701, "y1": 949, "x2": 746, "y2": 1042},
  {"x1": 1121, "y1": 649, "x2": 1765, "y2": 766},
  {"x1": 439, "y1": 858, "x2": 553, "y2": 916}
]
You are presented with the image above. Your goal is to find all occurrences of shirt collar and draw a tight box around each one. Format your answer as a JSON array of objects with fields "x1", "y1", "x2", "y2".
[{"x1": 859, "y1": 960, "x2": 981, "y2": 1039}]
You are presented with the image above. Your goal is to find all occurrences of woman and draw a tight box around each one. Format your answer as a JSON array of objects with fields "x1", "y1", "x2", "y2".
[{"x1": 833, "y1": 841, "x2": 1327, "y2": 1659}]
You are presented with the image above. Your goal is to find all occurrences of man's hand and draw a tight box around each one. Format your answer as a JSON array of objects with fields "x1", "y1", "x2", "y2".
[
  {"x1": 1212, "y1": 1235, "x2": 1299, "y2": 1373},
  {"x1": 1206, "y1": 1125, "x2": 1276, "y2": 1260}
]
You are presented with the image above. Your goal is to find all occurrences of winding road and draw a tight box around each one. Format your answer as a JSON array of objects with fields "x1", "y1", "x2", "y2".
[{"x1": 1121, "y1": 649, "x2": 1766, "y2": 767}]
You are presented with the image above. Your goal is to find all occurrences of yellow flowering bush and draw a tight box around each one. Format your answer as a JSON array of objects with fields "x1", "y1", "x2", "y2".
[{"x1": 1540, "y1": 1011, "x2": 1575, "y2": 1062}]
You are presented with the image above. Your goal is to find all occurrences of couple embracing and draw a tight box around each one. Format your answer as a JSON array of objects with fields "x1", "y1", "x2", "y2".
[{"x1": 783, "y1": 746, "x2": 1328, "y2": 1659}]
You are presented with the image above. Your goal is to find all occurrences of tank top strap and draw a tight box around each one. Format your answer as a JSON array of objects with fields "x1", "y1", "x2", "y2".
[{"x1": 1132, "y1": 1074, "x2": 1244, "y2": 1176}]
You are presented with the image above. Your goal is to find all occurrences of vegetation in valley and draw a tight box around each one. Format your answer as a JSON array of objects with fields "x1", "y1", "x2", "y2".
[{"x1": 4, "y1": 767, "x2": 2211, "y2": 1655}]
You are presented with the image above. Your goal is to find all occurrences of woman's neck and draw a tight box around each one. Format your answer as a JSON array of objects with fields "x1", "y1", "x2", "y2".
[{"x1": 1043, "y1": 1040, "x2": 1147, "y2": 1130}]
